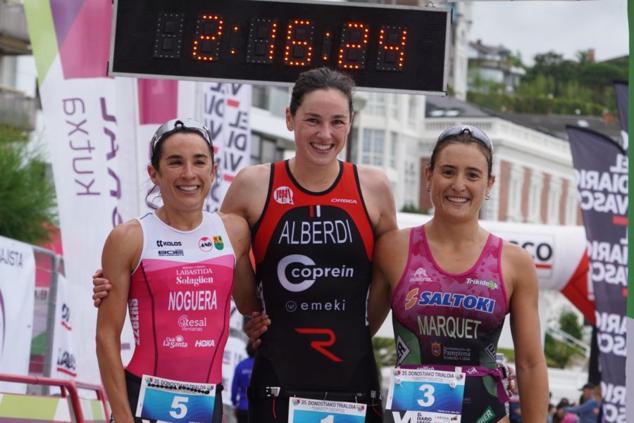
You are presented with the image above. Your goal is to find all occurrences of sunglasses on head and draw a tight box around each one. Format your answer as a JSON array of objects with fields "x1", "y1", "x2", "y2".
[
  {"x1": 150, "y1": 118, "x2": 213, "y2": 152},
  {"x1": 436, "y1": 125, "x2": 493, "y2": 151}
]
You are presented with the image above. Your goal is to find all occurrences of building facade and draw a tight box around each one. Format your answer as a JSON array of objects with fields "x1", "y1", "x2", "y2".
[
  {"x1": 0, "y1": 0, "x2": 37, "y2": 130},
  {"x1": 420, "y1": 97, "x2": 583, "y2": 226}
]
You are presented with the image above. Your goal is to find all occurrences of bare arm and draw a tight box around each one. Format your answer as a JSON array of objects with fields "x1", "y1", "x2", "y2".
[
  {"x1": 368, "y1": 229, "x2": 410, "y2": 336},
  {"x1": 221, "y1": 212, "x2": 260, "y2": 315},
  {"x1": 506, "y1": 243, "x2": 548, "y2": 423},
  {"x1": 95, "y1": 222, "x2": 141, "y2": 423}
]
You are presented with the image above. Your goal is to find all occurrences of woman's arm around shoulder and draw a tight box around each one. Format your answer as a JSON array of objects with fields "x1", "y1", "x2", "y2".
[
  {"x1": 368, "y1": 228, "x2": 410, "y2": 336},
  {"x1": 220, "y1": 212, "x2": 260, "y2": 315},
  {"x1": 96, "y1": 220, "x2": 143, "y2": 423},
  {"x1": 356, "y1": 165, "x2": 398, "y2": 238},
  {"x1": 503, "y1": 242, "x2": 548, "y2": 423}
]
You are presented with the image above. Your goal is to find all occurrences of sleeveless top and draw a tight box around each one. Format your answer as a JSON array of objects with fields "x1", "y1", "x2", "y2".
[
  {"x1": 126, "y1": 211, "x2": 235, "y2": 384},
  {"x1": 251, "y1": 160, "x2": 378, "y2": 393},
  {"x1": 391, "y1": 224, "x2": 509, "y2": 370}
]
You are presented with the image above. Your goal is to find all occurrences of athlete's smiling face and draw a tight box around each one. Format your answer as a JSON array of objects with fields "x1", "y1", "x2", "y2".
[
  {"x1": 425, "y1": 142, "x2": 494, "y2": 222},
  {"x1": 148, "y1": 132, "x2": 215, "y2": 212},
  {"x1": 286, "y1": 88, "x2": 352, "y2": 167}
]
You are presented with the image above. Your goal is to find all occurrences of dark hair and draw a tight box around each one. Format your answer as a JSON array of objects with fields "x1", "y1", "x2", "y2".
[
  {"x1": 145, "y1": 119, "x2": 215, "y2": 209},
  {"x1": 150, "y1": 119, "x2": 214, "y2": 170},
  {"x1": 429, "y1": 132, "x2": 493, "y2": 178},
  {"x1": 289, "y1": 67, "x2": 355, "y2": 116}
]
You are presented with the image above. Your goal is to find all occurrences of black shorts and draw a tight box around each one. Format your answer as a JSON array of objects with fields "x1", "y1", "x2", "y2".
[
  {"x1": 123, "y1": 371, "x2": 223, "y2": 423},
  {"x1": 461, "y1": 375, "x2": 507, "y2": 422}
]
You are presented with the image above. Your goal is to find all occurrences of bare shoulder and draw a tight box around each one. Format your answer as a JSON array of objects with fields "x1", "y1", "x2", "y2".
[
  {"x1": 233, "y1": 163, "x2": 271, "y2": 189},
  {"x1": 502, "y1": 240, "x2": 538, "y2": 296},
  {"x1": 107, "y1": 219, "x2": 142, "y2": 246},
  {"x1": 102, "y1": 219, "x2": 143, "y2": 270},
  {"x1": 356, "y1": 165, "x2": 391, "y2": 194},
  {"x1": 221, "y1": 163, "x2": 272, "y2": 224},
  {"x1": 502, "y1": 240, "x2": 534, "y2": 269},
  {"x1": 356, "y1": 164, "x2": 397, "y2": 236}
]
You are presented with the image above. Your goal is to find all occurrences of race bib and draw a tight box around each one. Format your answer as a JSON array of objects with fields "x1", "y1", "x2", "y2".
[
  {"x1": 386, "y1": 368, "x2": 465, "y2": 423},
  {"x1": 288, "y1": 397, "x2": 367, "y2": 423},
  {"x1": 136, "y1": 375, "x2": 216, "y2": 422}
]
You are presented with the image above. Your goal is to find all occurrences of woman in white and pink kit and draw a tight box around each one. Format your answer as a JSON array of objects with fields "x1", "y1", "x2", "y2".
[{"x1": 96, "y1": 119, "x2": 259, "y2": 423}]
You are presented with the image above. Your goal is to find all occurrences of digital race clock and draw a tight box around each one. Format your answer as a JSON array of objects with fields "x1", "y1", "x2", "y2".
[{"x1": 109, "y1": 0, "x2": 449, "y2": 94}]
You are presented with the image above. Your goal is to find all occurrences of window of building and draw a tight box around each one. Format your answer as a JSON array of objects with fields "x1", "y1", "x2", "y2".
[
  {"x1": 548, "y1": 179, "x2": 561, "y2": 224},
  {"x1": 529, "y1": 173, "x2": 542, "y2": 223},
  {"x1": 361, "y1": 129, "x2": 385, "y2": 166},
  {"x1": 408, "y1": 95, "x2": 418, "y2": 126},
  {"x1": 390, "y1": 94, "x2": 399, "y2": 119},
  {"x1": 251, "y1": 85, "x2": 268, "y2": 109},
  {"x1": 566, "y1": 183, "x2": 578, "y2": 225},
  {"x1": 403, "y1": 160, "x2": 419, "y2": 207},
  {"x1": 390, "y1": 132, "x2": 399, "y2": 169},
  {"x1": 507, "y1": 166, "x2": 523, "y2": 222},
  {"x1": 366, "y1": 92, "x2": 386, "y2": 116},
  {"x1": 251, "y1": 132, "x2": 282, "y2": 165}
]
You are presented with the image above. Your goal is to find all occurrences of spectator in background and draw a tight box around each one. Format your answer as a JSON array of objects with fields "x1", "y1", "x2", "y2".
[
  {"x1": 554, "y1": 399, "x2": 578, "y2": 423},
  {"x1": 231, "y1": 343, "x2": 255, "y2": 423},
  {"x1": 566, "y1": 383, "x2": 599, "y2": 423}
]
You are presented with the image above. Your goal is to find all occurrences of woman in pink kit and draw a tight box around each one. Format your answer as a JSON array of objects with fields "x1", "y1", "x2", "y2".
[
  {"x1": 96, "y1": 119, "x2": 258, "y2": 423},
  {"x1": 370, "y1": 125, "x2": 548, "y2": 422}
]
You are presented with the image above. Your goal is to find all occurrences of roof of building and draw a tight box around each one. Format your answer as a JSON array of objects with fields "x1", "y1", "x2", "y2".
[
  {"x1": 487, "y1": 110, "x2": 623, "y2": 143},
  {"x1": 426, "y1": 95, "x2": 490, "y2": 118},
  {"x1": 469, "y1": 40, "x2": 511, "y2": 56},
  {"x1": 425, "y1": 95, "x2": 623, "y2": 144}
]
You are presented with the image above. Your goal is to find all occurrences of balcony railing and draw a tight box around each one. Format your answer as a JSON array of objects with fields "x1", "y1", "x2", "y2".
[{"x1": 0, "y1": 1, "x2": 30, "y2": 54}]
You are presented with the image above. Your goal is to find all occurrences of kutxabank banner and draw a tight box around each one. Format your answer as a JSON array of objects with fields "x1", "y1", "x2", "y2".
[
  {"x1": 566, "y1": 126, "x2": 627, "y2": 422},
  {"x1": 0, "y1": 236, "x2": 35, "y2": 393},
  {"x1": 24, "y1": 0, "x2": 139, "y2": 384},
  {"x1": 25, "y1": 0, "x2": 253, "y2": 387}
]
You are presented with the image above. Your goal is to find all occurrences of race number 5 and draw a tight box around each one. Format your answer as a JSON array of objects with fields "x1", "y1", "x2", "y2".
[
  {"x1": 417, "y1": 384, "x2": 435, "y2": 407},
  {"x1": 169, "y1": 396, "x2": 189, "y2": 419}
]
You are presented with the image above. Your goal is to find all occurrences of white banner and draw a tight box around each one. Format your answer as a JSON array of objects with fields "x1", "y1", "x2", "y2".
[
  {"x1": 221, "y1": 334, "x2": 247, "y2": 406},
  {"x1": 0, "y1": 235, "x2": 35, "y2": 393},
  {"x1": 36, "y1": 57, "x2": 138, "y2": 384},
  {"x1": 201, "y1": 83, "x2": 252, "y2": 212},
  {"x1": 50, "y1": 273, "x2": 77, "y2": 379}
]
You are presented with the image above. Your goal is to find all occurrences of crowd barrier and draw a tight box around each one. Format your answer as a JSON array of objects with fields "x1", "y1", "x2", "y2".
[{"x1": 0, "y1": 373, "x2": 109, "y2": 422}]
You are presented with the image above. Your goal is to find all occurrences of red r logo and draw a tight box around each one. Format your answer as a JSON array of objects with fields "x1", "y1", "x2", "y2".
[{"x1": 295, "y1": 328, "x2": 343, "y2": 362}]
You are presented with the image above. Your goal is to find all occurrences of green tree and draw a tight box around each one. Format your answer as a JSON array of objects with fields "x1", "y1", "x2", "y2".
[
  {"x1": 373, "y1": 337, "x2": 396, "y2": 368},
  {"x1": 0, "y1": 124, "x2": 57, "y2": 243},
  {"x1": 544, "y1": 310, "x2": 585, "y2": 368}
]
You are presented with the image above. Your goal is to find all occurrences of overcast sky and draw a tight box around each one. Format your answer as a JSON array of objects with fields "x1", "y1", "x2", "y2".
[{"x1": 469, "y1": 0, "x2": 628, "y2": 65}]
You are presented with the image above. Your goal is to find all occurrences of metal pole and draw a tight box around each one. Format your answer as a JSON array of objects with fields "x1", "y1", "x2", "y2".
[{"x1": 41, "y1": 249, "x2": 61, "y2": 392}]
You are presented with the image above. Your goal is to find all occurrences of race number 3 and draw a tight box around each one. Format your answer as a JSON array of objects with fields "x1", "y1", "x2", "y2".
[{"x1": 417, "y1": 384, "x2": 435, "y2": 407}]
